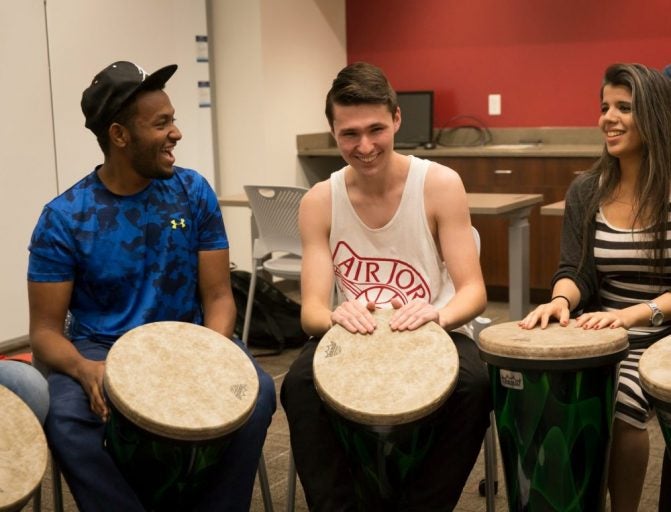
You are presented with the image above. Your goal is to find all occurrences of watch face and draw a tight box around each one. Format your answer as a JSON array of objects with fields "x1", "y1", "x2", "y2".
[
  {"x1": 648, "y1": 302, "x2": 664, "y2": 326},
  {"x1": 652, "y1": 311, "x2": 664, "y2": 326}
]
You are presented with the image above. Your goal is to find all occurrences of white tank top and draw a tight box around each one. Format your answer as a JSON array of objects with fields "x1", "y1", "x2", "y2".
[{"x1": 329, "y1": 156, "x2": 455, "y2": 311}]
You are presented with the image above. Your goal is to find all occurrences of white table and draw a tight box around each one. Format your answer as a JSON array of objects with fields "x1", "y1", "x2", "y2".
[{"x1": 220, "y1": 192, "x2": 543, "y2": 320}]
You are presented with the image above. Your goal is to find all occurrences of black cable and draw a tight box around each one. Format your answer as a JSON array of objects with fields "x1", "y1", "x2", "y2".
[{"x1": 435, "y1": 115, "x2": 493, "y2": 147}]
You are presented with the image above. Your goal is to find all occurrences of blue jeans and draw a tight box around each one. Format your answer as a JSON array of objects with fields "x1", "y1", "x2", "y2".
[
  {"x1": 45, "y1": 338, "x2": 276, "y2": 512},
  {"x1": 0, "y1": 360, "x2": 49, "y2": 424}
]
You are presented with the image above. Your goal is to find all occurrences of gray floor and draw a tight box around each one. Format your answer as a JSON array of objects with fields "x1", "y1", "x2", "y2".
[{"x1": 24, "y1": 301, "x2": 665, "y2": 511}]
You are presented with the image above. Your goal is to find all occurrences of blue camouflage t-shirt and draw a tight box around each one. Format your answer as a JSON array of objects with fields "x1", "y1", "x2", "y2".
[{"x1": 28, "y1": 166, "x2": 228, "y2": 345}]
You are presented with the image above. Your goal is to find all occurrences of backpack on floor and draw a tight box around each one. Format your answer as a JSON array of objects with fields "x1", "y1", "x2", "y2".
[{"x1": 230, "y1": 270, "x2": 308, "y2": 353}]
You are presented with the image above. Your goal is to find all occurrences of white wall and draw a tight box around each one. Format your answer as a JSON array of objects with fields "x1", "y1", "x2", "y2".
[
  {"x1": 209, "y1": 0, "x2": 346, "y2": 270},
  {"x1": 0, "y1": 0, "x2": 58, "y2": 345},
  {"x1": 47, "y1": 0, "x2": 214, "y2": 191}
]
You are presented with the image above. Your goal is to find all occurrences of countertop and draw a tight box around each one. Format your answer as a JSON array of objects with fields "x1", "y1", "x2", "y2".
[{"x1": 297, "y1": 128, "x2": 604, "y2": 159}]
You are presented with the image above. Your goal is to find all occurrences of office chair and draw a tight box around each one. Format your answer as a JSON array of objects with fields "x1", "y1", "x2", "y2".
[
  {"x1": 240, "y1": 185, "x2": 307, "y2": 511},
  {"x1": 285, "y1": 227, "x2": 499, "y2": 511},
  {"x1": 241, "y1": 185, "x2": 307, "y2": 348}
]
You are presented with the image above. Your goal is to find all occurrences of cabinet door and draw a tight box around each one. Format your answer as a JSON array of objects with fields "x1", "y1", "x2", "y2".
[{"x1": 440, "y1": 157, "x2": 595, "y2": 301}]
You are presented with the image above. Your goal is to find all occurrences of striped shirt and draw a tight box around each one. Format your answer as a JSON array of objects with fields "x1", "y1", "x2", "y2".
[{"x1": 594, "y1": 208, "x2": 671, "y2": 347}]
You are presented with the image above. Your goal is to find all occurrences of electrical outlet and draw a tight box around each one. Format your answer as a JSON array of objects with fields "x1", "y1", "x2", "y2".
[{"x1": 488, "y1": 94, "x2": 501, "y2": 116}]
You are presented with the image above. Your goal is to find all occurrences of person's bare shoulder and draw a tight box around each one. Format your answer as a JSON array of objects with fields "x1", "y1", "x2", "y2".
[
  {"x1": 424, "y1": 161, "x2": 467, "y2": 212},
  {"x1": 301, "y1": 180, "x2": 331, "y2": 213},
  {"x1": 425, "y1": 161, "x2": 464, "y2": 189},
  {"x1": 299, "y1": 180, "x2": 332, "y2": 233}
]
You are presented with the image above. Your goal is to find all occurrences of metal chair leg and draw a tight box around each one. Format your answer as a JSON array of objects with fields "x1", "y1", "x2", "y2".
[
  {"x1": 258, "y1": 452, "x2": 274, "y2": 512},
  {"x1": 241, "y1": 260, "x2": 259, "y2": 346},
  {"x1": 482, "y1": 410, "x2": 498, "y2": 511},
  {"x1": 52, "y1": 456, "x2": 64, "y2": 512},
  {"x1": 32, "y1": 481, "x2": 42, "y2": 512},
  {"x1": 286, "y1": 450, "x2": 297, "y2": 512}
]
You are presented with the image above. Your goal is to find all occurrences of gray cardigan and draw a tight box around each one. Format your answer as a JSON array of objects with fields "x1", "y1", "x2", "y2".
[{"x1": 551, "y1": 172, "x2": 601, "y2": 314}]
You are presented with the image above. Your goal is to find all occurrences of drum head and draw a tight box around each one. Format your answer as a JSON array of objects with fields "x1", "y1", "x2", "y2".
[
  {"x1": 478, "y1": 320, "x2": 628, "y2": 366},
  {"x1": 0, "y1": 385, "x2": 47, "y2": 511},
  {"x1": 313, "y1": 309, "x2": 459, "y2": 427},
  {"x1": 104, "y1": 322, "x2": 259, "y2": 441},
  {"x1": 640, "y1": 335, "x2": 671, "y2": 403}
]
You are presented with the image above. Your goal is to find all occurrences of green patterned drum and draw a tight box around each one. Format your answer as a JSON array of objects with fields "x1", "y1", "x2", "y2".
[
  {"x1": 313, "y1": 309, "x2": 459, "y2": 509},
  {"x1": 0, "y1": 386, "x2": 48, "y2": 512},
  {"x1": 103, "y1": 322, "x2": 259, "y2": 510},
  {"x1": 478, "y1": 321, "x2": 628, "y2": 512},
  {"x1": 639, "y1": 336, "x2": 671, "y2": 457}
]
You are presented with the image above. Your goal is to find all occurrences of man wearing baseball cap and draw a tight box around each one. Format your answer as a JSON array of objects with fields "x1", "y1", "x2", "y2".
[{"x1": 27, "y1": 61, "x2": 276, "y2": 511}]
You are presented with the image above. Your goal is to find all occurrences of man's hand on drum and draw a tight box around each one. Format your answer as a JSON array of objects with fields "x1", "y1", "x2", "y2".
[
  {"x1": 389, "y1": 298, "x2": 439, "y2": 331},
  {"x1": 574, "y1": 311, "x2": 627, "y2": 330},
  {"x1": 76, "y1": 359, "x2": 109, "y2": 421},
  {"x1": 518, "y1": 300, "x2": 570, "y2": 330},
  {"x1": 331, "y1": 300, "x2": 377, "y2": 334}
]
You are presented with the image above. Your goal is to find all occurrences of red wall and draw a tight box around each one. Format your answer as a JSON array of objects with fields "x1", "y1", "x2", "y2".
[{"x1": 346, "y1": 0, "x2": 671, "y2": 127}]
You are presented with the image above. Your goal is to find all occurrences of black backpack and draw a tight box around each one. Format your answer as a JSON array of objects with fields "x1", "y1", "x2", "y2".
[{"x1": 230, "y1": 270, "x2": 308, "y2": 354}]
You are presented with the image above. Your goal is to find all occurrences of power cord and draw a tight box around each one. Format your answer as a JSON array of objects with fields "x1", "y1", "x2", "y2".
[{"x1": 435, "y1": 115, "x2": 493, "y2": 147}]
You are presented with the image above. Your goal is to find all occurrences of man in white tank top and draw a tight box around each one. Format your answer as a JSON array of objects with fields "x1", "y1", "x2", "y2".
[{"x1": 281, "y1": 62, "x2": 492, "y2": 510}]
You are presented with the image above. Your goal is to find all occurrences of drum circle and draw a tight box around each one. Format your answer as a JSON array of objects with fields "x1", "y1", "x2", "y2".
[
  {"x1": 103, "y1": 321, "x2": 259, "y2": 510},
  {"x1": 478, "y1": 321, "x2": 628, "y2": 512},
  {"x1": 313, "y1": 309, "x2": 459, "y2": 507},
  {"x1": 639, "y1": 336, "x2": 671, "y2": 455},
  {"x1": 0, "y1": 386, "x2": 48, "y2": 512}
]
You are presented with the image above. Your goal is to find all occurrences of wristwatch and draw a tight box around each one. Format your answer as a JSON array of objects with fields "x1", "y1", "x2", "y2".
[{"x1": 646, "y1": 301, "x2": 664, "y2": 326}]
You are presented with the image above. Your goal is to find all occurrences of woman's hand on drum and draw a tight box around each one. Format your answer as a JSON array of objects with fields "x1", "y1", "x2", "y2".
[
  {"x1": 331, "y1": 300, "x2": 377, "y2": 334},
  {"x1": 76, "y1": 359, "x2": 109, "y2": 421},
  {"x1": 388, "y1": 298, "x2": 439, "y2": 331},
  {"x1": 518, "y1": 300, "x2": 570, "y2": 330},
  {"x1": 574, "y1": 311, "x2": 627, "y2": 330}
]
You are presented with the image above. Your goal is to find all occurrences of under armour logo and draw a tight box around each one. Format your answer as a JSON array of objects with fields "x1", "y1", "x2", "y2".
[{"x1": 170, "y1": 218, "x2": 186, "y2": 229}]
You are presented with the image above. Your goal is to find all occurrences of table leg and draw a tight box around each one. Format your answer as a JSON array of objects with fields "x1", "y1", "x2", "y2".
[{"x1": 507, "y1": 207, "x2": 532, "y2": 321}]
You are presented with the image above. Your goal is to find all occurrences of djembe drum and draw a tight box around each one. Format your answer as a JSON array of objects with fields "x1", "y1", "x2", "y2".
[
  {"x1": 312, "y1": 308, "x2": 459, "y2": 508},
  {"x1": 478, "y1": 321, "x2": 628, "y2": 512},
  {"x1": 103, "y1": 321, "x2": 259, "y2": 510},
  {"x1": 639, "y1": 336, "x2": 671, "y2": 464},
  {"x1": 0, "y1": 385, "x2": 47, "y2": 512}
]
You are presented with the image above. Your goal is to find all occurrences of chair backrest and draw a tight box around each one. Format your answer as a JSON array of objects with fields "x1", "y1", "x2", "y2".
[
  {"x1": 471, "y1": 225, "x2": 481, "y2": 256},
  {"x1": 244, "y1": 185, "x2": 308, "y2": 256},
  {"x1": 468, "y1": 226, "x2": 492, "y2": 341}
]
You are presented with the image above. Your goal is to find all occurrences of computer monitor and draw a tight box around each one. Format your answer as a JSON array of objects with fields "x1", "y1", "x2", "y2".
[{"x1": 395, "y1": 91, "x2": 434, "y2": 148}]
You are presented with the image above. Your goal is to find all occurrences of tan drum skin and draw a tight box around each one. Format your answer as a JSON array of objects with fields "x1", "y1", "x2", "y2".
[
  {"x1": 104, "y1": 321, "x2": 259, "y2": 442},
  {"x1": 0, "y1": 385, "x2": 47, "y2": 512},
  {"x1": 478, "y1": 320, "x2": 628, "y2": 362},
  {"x1": 640, "y1": 335, "x2": 671, "y2": 403},
  {"x1": 477, "y1": 320, "x2": 629, "y2": 512},
  {"x1": 313, "y1": 308, "x2": 459, "y2": 427}
]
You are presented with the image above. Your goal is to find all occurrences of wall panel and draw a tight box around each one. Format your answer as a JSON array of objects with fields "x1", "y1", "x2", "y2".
[
  {"x1": 0, "y1": 0, "x2": 58, "y2": 345},
  {"x1": 46, "y1": 0, "x2": 214, "y2": 191}
]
